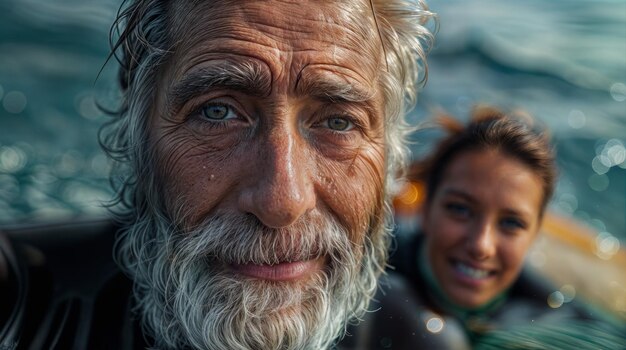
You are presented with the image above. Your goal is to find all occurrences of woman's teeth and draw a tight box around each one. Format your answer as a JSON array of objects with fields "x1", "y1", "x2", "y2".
[{"x1": 455, "y1": 262, "x2": 490, "y2": 279}]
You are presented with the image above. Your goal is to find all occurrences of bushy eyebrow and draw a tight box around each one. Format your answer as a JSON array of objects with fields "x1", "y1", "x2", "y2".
[
  {"x1": 166, "y1": 60, "x2": 378, "y2": 122},
  {"x1": 295, "y1": 67, "x2": 376, "y2": 105},
  {"x1": 166, "y1": 60, "x2": 272, "y2": 114}
]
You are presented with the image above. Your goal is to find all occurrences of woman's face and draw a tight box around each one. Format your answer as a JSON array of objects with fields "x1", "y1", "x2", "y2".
[{"x1": 422, "y1": 149, "x2": 544, "y2": 308}]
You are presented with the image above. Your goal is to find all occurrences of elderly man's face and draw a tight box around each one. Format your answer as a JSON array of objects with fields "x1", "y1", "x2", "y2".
[
  {"x1": 140, "y1": 1, "x2": 386, "y2": 348},
  {"x1": 155, "y1": 2, "x2": 385, "y2": 267}
]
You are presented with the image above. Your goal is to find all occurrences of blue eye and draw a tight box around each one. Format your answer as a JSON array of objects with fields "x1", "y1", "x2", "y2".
[
  {"x1": 445, "y1": 202, "x2": 471, "y2": 219},
  {"x1": 326, "y1": 117, "x2": 353, "y2": 131},
  {"x1": 201, "y1": 103, "x2": 234, "y2": 120}
]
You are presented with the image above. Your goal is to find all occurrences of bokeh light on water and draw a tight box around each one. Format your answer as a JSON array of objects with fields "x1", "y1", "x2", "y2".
[
  {"x1": 595, "y1": 232, "x2": 621, "y2": 260},
  {"x1": 2, "y1": 90, "x2": 27, "y2": 114},
  {"x1": 560, "y1": 285, "x2": 576, "y2": 303},
  {"x1": 556, "y1": 193, "x2": 578, "y2": 214},
  {"x1": 547, "y1": 285, "x2": 577, "y2": 308},
  {"x1": 610, "y1": 82, "x2": 626, "y2": 102},
  {"x1": 426, "y1": 317, "x2": 445, "y2": 334},
  {"x1": 0, "y1": 0, "x2": 119, "y2": 223},
  {"x1": 588, "y1": 174, "x2": 609, "y2": 192},
  {"x1": 567, "y1": 110, "x2": 586, "y2": 129},
  {"x1": 547, "y1": 291, "x2": 565, "y2": 309},
  {"x1": 0, "y1": 145, "x2": 27, "y2": 173}
]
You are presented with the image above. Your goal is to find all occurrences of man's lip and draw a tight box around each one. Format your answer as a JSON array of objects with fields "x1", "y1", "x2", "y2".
[{"x1": 229, "y1": 258, "x2": 324, "y2": 281}]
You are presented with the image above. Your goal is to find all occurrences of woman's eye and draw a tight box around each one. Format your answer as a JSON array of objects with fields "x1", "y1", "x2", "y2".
[
  {"x1": 445, "y1": 203, "x2": 471, "y2": 218},
  {"x1": 500, "y1": 217, "x2": 525, "y2": 231},
  {"x1": 326, "y1": 117, "x2": 353, "y2": 131},
  {"x1": 201, "y1": 103, "x2": 235, "y2": 121}
]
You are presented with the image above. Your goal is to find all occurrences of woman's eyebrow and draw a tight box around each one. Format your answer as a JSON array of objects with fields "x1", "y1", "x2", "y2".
[
  {"x1": 442, "y1": 188, "x2": 477, "y2": 204},
  {"x1": 501, "y1": 207, "x2": 533, "y2": 220}
]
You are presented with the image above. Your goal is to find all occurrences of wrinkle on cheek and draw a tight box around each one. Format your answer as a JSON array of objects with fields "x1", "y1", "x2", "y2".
[
  {"x1": 317, "y1": 144, "x2": 385, "y2": 242},
  {"x1": 155, "y1": 135, "x2": 224, "y2": 199},
  {"x1": 353, "y1": 145, "x2": 386, "y2": 226},
  {"x1": 156, "y1": 121, "x2": 244, "y2": 169},
  {"x1": 156, "y1": 134, "x2": 196, "y2": 179},
  {"x1": 348, "y1": 139, "x2": 385, "y2": 187}
]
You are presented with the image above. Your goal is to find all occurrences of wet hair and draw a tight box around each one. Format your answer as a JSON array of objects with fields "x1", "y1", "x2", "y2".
[
  {"x1": 414, "y1": 106, "x2": 557, "y2": 216},
  {"x1": 99, "y1": 0, "x2": 436, "y2": 219}
]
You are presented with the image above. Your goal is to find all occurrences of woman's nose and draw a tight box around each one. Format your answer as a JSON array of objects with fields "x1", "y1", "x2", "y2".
[{"x1": 466, "y1": 221, "x2": 497, "y2": 260}]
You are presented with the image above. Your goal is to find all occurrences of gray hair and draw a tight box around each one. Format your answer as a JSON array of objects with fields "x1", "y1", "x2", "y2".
[
  {"x1": 102, "y1": 1, "x2": 436, "y2": 347},
  {"x1": 101, "y1": 0, "x2": 436, "y2": 220}
]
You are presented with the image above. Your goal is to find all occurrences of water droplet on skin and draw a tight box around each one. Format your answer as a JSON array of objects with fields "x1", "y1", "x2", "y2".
[{"x1": 209, "y1": 174, "x2": 215, "y2": 181}]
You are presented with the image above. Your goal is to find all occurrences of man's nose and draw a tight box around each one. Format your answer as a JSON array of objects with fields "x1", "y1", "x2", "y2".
[
  {"x1": 466, "y1": 220, "x2": 497, "y2": 260},
  {"x1": 238, "y1": 126, "x2": 316, "y2": 228}
]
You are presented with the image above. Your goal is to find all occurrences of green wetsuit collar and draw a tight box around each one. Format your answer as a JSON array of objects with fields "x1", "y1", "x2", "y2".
[{"x1": 417, "y1": 240, "x2": 508, "y2": 321}]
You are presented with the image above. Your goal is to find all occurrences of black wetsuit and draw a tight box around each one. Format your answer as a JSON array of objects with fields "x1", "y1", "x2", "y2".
[
  {"x1": 338, "y1": 232, "x2": 626, "y2": 350},
  {"x1": 2, "y1": 222, "x2": 624, "y2": 350},
  {"x1": 0, "y1": 220, "x2": 148, "y2": 349}
]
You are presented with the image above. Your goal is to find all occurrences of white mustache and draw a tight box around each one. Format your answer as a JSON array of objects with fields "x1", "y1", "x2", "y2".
[
  {"x1": 171, "y1": 213, "x2": 353, "y2": 267},
  {"x1": 116, "y1": 203, "x2": 389, "y2": 349}
]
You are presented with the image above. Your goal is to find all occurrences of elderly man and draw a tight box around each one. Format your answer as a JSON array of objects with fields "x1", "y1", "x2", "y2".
[{"x1": 0, "y1": 1, "x2": 433, "y2": 349}]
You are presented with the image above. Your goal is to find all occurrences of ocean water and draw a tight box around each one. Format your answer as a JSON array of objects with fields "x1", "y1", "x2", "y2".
[
  {"x1": 0, "y1": 0, "x2": 624, "y2": 247},
  {"x1": 412, "y1": 0, "x2": 626, "y2": 244}
]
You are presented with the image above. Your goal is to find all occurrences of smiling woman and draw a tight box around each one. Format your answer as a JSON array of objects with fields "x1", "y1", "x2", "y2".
[
  {"x1": 422, "y1": 148, "x2": 545, "y2": 309},
  {"x1": 341, "y1": 106, "x2": 626, "y2": 349},
  {"x1": 416, "y1": 107, "x2": 555, "y2": 311}
]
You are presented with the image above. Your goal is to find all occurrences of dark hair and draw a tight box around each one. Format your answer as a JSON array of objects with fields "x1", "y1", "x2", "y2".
[{"x1": 413, "y1": 106, "x2": 557, "y2": 216}]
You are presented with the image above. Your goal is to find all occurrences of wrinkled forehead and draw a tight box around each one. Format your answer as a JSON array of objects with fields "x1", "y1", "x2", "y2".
[{"x1": 163, "y1": 0, "x2": 383, "y2": 86}]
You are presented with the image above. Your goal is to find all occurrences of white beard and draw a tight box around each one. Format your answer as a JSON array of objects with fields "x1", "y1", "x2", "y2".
[{"x1": 114, "y1": 211, "x2": 387, "y2": 350}]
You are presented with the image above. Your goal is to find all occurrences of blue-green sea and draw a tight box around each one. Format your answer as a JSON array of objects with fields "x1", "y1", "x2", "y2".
[{"x1": 0, "y1": 0, "x2": 625, "y2": 249}]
